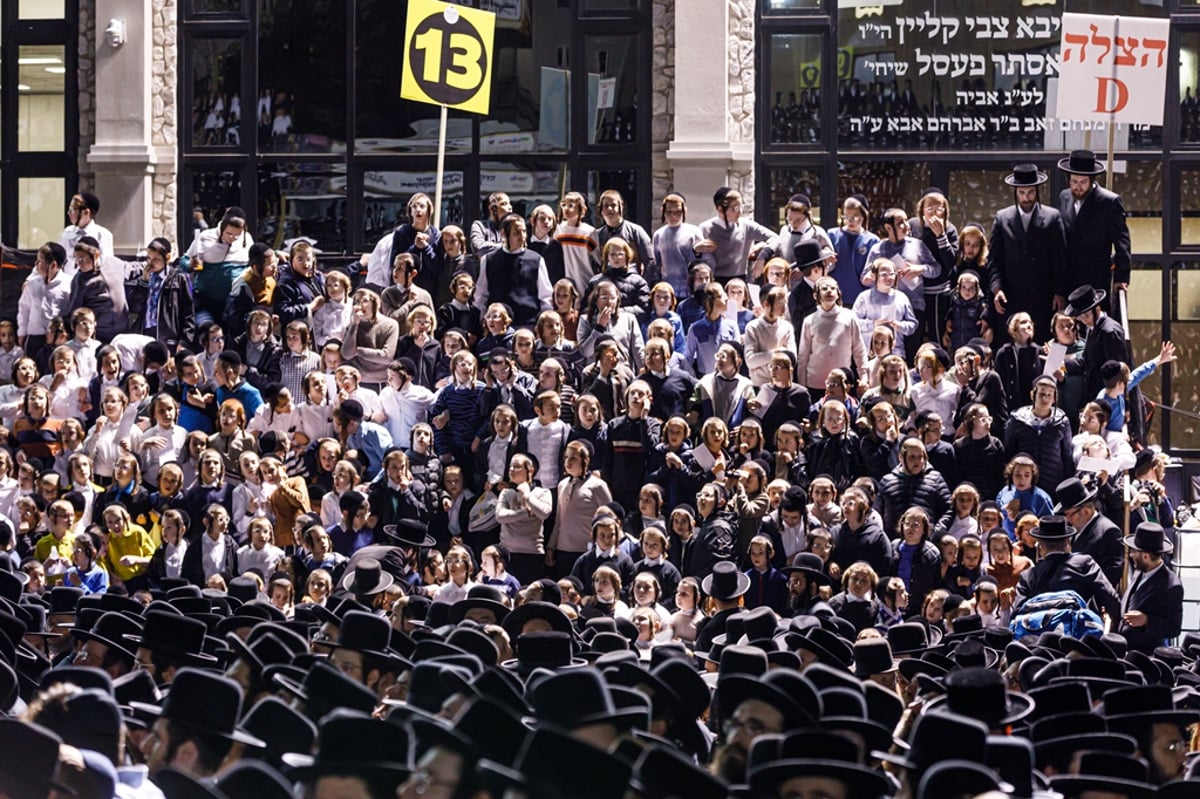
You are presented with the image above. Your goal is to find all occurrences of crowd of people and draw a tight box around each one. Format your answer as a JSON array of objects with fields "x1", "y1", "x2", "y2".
[{"x1": 0, "y1": 149, "x2": 1196, "y2": 798}]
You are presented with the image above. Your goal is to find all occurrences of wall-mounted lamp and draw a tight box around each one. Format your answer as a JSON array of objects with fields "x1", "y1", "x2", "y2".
[{"x1": 105, "y1": 19, "x2": 126, "y2": 49}]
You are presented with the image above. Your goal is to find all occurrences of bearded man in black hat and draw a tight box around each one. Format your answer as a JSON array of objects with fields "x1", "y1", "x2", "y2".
[
  {"x1": 986, "y1": 163, "x2": 1068, "y2": 342},
  {"x1": 1058, "y1": 149, "x2": 1132, "y2": 307},
  {"x1": 1119, "y1": 522, "x2": 1184, "y2": 653}
]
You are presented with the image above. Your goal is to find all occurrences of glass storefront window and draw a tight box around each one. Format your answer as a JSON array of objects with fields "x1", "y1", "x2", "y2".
[
  {"x1": 835, "y1": 0, "x2": 1163, "y2": 152},
  {"x1": 191, "y1": 39, "x2": 244, "y2": 148},
  {"x1": 763, "y1": 168, "x2": 820, "y2": 229},
  {"x1": 362, "y1": 170, "x2": 465, "y2": 249},
  {"x1": 354, "y1": 0, "x2": 471, "y2": 154},
  {"x1": 1113, "y1": 162, "x2": 1162, "y2": 255},
  {"x1": 18, "y1": 0, "x2": 64, "y2": 18},
  {"x1": 190, "y1": 169, "x2": 244, "y2": 246},
  {"x1": 580, "y1": 0, "x2": 645, "y2": 12},
  {"x1": 1180, "y1": 168, "x2": 1200, "y2": 247},
  {"x1": 762, "y1": 0, "x2": 823, "y2": 12},
  {"x1": 1128, "y1": 263, "x2": 1162, "y2": 321},
  {"x1": 766, "y1": 35, "x2": 822, "y2": 146},
  {"x1": 483, "y1": 4, "x2": 578, "y2": 155},
  {"x1": 257, "y1": 1, "x2": 347, "y2": 153},
  {"x1": 17, "y1": 177, "x2": 64, "y2": 249},
  {"x1": 947, "y1": 169, "x2": 1017, "y2": 233},
  {"x1": 482, "y1": 161, "x2": 569, "y2": 221},
  {"x1": 587, "y1": 168, "x2": 639, "y2": 227},
  {"x1": 194, "y1": 0, "x2": 242, "y2": 14},
  {"x1": 257, "y1": 162, "x2": 348, "y2": 252},
  {"x1": 17, "y1": 45, "x2": 65, "y2": 152},
  {"x1": 584, "y1": 35, "x2": 640, "y2": 145},
  {"x1": 839, "y1": 161, "x2": 930, "y2": 226}
]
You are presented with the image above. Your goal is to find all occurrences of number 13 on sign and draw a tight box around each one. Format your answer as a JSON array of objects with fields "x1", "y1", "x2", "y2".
[{"x1": 401, "y1": 0, "x2": 496, "y2": 115}]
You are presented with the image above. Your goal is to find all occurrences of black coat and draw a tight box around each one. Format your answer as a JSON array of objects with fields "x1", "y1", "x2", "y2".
[
  {"x1": 875, "y1": 464, "x2": 952, "y2": 537},
  {"x1": 890, "y1": 538, "x2": 942, "y2": 616},
  {"x1": 1072, "y1": 512, "x2": 1125, "y2": 590},
  {"x1": 1119, "y1": 565, "x2": 1184, "y2": 653},
  {"x1": 180, "y1": 532, "x2": 239, "y2": 587},
  {"x1": 805, "y1": 430, "x2": 862, "y2": 491},
  {"x1": 641, "y1": 368, "x2": 698, "y2": 422},
  {"x1": 1059, "y1": 184, "x2": 1132, "y2": 296},
  {"x1": 986, "y1": 203, "x2": 1068, "y2": 340},
  {"x1": 1014, "y1": 550, "x2": 1121, "y2": 620},
  {"x1": 953, "y1": 434, "x2": 1006, "y2": 502},
  {"x1": 830, "y1": 516, "x2": 892, "y2": 577},
  {"x1": 1066, "y1": 313, "x2": 1129, "y2": 401},
  {"x1": 126, "y1": 266, "x2": 195, "y2": 349},
  {"x1": 1004, "y1": 406, "x2": 1074, "y2": 495},
  {"x1": 679, "y1": 512, "x2": 737, "y2": 581},
  {"x1": 232, "y1": 334, "x2": 284, "y2": 394}
]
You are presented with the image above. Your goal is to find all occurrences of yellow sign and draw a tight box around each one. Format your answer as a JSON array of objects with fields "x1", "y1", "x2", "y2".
[{"x1": 401, "y1": 0, "x2": 496, "y2": 115}]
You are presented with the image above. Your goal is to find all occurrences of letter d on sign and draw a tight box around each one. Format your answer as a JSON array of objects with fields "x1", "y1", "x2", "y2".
[{"x1": 1094, "y1": 77, "x2": 1129, "y2": 114}]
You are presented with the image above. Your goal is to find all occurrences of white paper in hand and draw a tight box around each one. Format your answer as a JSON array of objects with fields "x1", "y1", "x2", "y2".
[
  {"x1": 1043, "y1": 342, "x2": 1068, "y2": 376},
  {"x1": 692, "y1": 444, "x2": 717, "y2": 472},
  {"x1": 752, "y1": 385, "x2": 777, "y2": 418}
]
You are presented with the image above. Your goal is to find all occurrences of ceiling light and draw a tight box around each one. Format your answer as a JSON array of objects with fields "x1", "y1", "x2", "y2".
[
  {"x1": 44, "y1": 67, "x2": 66, "y2": 74},
  {"x1": 18, "y1": 57, "x2": 62, "y2": 65}
]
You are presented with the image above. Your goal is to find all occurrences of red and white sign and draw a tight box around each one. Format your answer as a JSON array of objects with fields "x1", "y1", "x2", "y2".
[{"x1": 1056, "y1": 13, "x2": 1170, "y2": 125}]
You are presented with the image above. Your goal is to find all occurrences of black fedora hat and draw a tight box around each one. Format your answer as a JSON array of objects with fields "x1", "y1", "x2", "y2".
[
  {"x1": 1065, "y1": 284, "x2": 1107, "y2": 317},
  {"x1": 71, "y1": 612, "x2": 141, "y2": 664},
  {"x1": 791, "y1": 240, "x2": 825, "y2": 270},
  {"x1": 1103, "y1": 684, "x2": 1200, "y2": 735},
  {"x1": 449, "y1": 586, "x2": 510, "y2": 625},
  {"x1": 780, "y1": 552, "x2": 832, "y2": 586},
  {"x1": 1125, "y1": 521, "x2": 1173, "y2": 556},
  {"x1": 875, "y1": 708, "x2": 990, "y2": 771},
  {"x1": 1028, "y1": 515, "x2": 1076, "y2": 541},
  {"x1": 123, "y1": 609, "x2": 218, "y2": 666},
  {"x1": 239, "y1": 696, "x2": 317, "y2": 768},
  {"x1": 502, "y1": 631, "x2": 587, "y2": 675},
  {"x1": 853, "y1": 638, "x2": 897, "y2": 678},
  {"x1": 1054, "y1": 477, "x2": 1098, "y2": 513},
  {"x1": 501, "y1": 601, "x2": 573, "y2": 640},
  {"x1": 1048, "y1": 751, "x2": 1156, "y2": 799},
  {"x1": 130, "y1": 668, "x2": 264, "y2": 747},
  {"x1": 339, "y1": 557, "x2": 395, "y2": 595},
  {"x1": 924, "y1": 666, "x2": 1035, "y2": 727},
  {"x1": 700, "y1": 561, "x2": 750, "y2": 601},
  {"x1": 381, "y1": 520, "x2": 436, "y2": 549},
  {"x1": 717, "y1": 672, "x2": 817, "y2": 731},
  {"x1": 750, "y1": 730, "x2": 890, "y2": 799},
  {"x1": 887, "y1": 622, "x2": 932, "y2": 656},
  {"x1": 1058, "y1": 148, "x2": 1106, "y2": 176},
  {"x1": 271, "y1": 659, "x2": 378, "y2": 721},
  {"x1": 783, "y1": 627, "x2": 853, "y2": 670},
  {"x1": 917, "y1": 760, "x2": 1009, "y2": 799},
  {"x1": 282, "y1": 711, "x2": 411, "y2": 785},
  {"x1": 527, "y1": 666, "x2": 645, "y2": 733},
  {"x1": 215, "y1": 760, "x2": 294, "y2": 799},
  {"x1": 1004, "y1": 163, "x2": 1048, "y2": 187}
]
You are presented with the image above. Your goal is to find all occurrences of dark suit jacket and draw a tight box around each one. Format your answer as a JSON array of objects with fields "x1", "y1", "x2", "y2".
[
  {"x1": 1119, "y1": 564, "x2": 1184, "y2": 652},
  {"x1": 1072, "y1": 512, "x2": 1125, "y2": 589},
  {"x1": 1059, "y1": 185, "x2": 1132, "y2": 296},
  {"x1": 1014, "y1": 550, "x2": 1121, "y2": 620},
  {"x1": 1066, "y1": 313, "x2": 1128, "y2": 400},
  {"x1": 986, "y1": 203, "x2": 1068, "y2": 339}
]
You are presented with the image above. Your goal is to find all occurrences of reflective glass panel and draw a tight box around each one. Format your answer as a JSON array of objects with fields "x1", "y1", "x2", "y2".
[
  {"x1": 1114, "y1": 162, "x2": 1161, "y2": 255},
  {"x1": 191, "y1": 39, "x2": 243, "y2": 147},
  {"x1": 836, "y1": 0, "x2": 1163, "y2": 151},
  {"x1": 763, "y1": 168, "x2": 821, "y2": 229},
  {"x1": 483, "y1": 4, "x2": 576, "y2": 154},
  {"x1": 257, "y1": 1, "x2": 347, "y2": 153},
  {"x1": 1180, "y1": 31, "x2": 1200, "y2": 143},
  {"x1": 584, "y1": 35, "x2": 640, "y2": 145},
  {"x1": 17, "y1": 45, "x2": 65, "y2": 152},
  {"x1": 17, "y1": 177, "x2": 64, "y2": 249},
  {"x1": 482, "y1": 161, "x2": 569, "y2": 221},
  {"x1": 948, "y1": 169, "x2": 1016, "y2": 233},
  {"x1": 766, "y1": 35, "x2": 822, "y2": 145},
  {"x1": 194, "y1": 0, "x2": 242, "y2": 13},
  {"x1": 587, "y1": 168, "x2": 640, "y2": 227},
  {"x1": 257, "y1": 162, "x2": 348, "y2": 253},
  {"x1": 18, "y1": 0, "x2": 65, "y2": 18},
  {"x1": 1180, "y1": 168, "x2": 1200, "y2": 247},
  {"x1": 189, "y1": 169, "x2": 244, "y2": 246},
  {"x1": 363, "y1": 170, "x2": 466, "y2": 250},
  {"x1": 839, "y1": 161, "x2": 931, "y2": 227},
  {"x1": 355, "y1": 0, "x2": 471, "y2": 154}
]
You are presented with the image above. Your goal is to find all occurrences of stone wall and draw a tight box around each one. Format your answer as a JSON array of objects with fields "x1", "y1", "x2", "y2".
[
  {"x1": 77, "y1": 2, "x2": 96, "y2": 193},
  {"x1": 651, "y1": 0, "x2": 675, "y2": 204},
  {"x1": 728, "y1": 0, "x2": 755, "y2": 214},
  {"x1": 150, "y1": 0, "x2": 178, "y2": 241}
]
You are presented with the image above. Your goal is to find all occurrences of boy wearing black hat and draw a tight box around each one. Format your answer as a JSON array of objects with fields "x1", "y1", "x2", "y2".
[{"x1": 1119, "y1": 522, "x2": 1183, "y2": 653}]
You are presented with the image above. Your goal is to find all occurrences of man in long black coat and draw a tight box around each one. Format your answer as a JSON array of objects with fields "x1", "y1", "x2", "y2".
[
  {"x1": 987, "y1": 164, "x2": 1069, "y2": 342},
  {"x1": 1058, "y1": 149, "x2": 1132, "y2": 312}
]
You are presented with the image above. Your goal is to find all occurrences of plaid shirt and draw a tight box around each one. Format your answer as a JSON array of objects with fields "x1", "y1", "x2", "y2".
[{"x1": 280, "y1": 350, "x2": 321, "y2": 402}]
